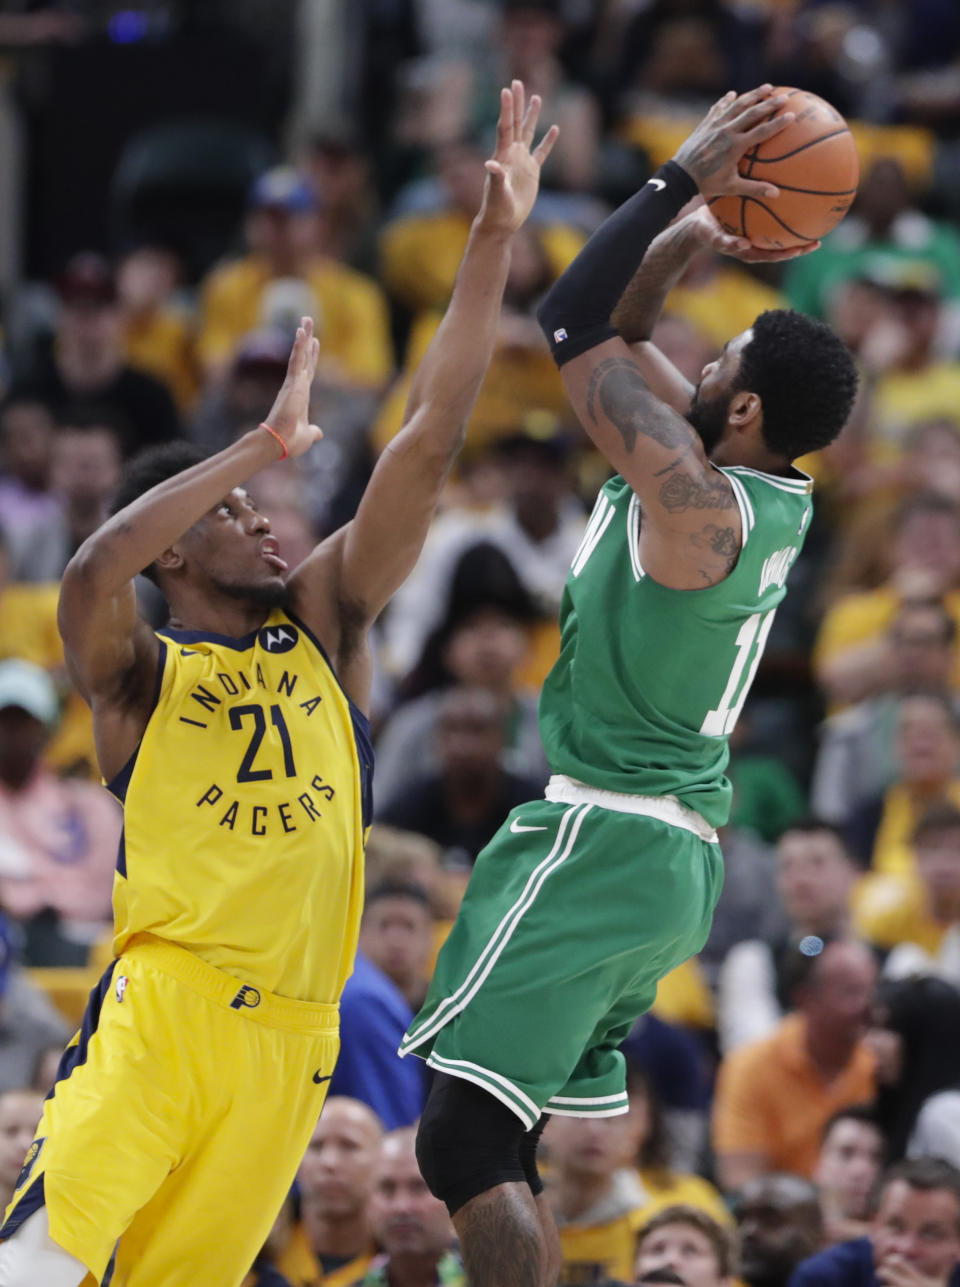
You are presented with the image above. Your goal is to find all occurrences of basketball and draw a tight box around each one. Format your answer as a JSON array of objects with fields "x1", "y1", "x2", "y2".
[{"x1": 709, "y1": 87, "x2": 860, "y2": 249}]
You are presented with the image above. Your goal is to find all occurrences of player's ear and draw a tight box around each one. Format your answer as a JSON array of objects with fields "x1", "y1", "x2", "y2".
[
  {"x1": 155, "y1": 545, "x2": 184, "y2": 573},
  {"x1": 728, "y1": 389, "x2": 761, "y2": 430}
]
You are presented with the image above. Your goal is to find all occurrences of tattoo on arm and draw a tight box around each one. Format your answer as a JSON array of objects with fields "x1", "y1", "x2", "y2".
[
  {"x1": 689, "y1": 523, "x2": 740, "y2": 583},
  {"x1": 585, "y1": 357, "x2": 691, "y2": 452},
  {"x1": 658, "y1": 467, "x2": 737, "y2": 513}
]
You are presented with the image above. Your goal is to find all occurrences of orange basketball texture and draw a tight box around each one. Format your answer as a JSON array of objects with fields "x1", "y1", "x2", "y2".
[{"x1": 709, "y1": 88, "x2": 860, "y2": 249}]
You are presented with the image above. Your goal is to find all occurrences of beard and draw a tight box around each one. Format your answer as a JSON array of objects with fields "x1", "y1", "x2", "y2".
[
  {"x1": 687, "y1": 383, "x2": 729, "y2": 455},
  {"x1": 213, "y1": 577, "x2": 293, "y2": 612}
]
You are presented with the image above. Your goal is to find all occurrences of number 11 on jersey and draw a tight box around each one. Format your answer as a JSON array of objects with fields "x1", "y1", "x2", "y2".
[{"x1": 699, "y1": 610, "x2": 777, "y2": 738}]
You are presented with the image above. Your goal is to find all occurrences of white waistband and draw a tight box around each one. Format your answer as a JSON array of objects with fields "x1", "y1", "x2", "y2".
[{"x1": 544, "y1": 775, "x2": 719, "y2": 843}]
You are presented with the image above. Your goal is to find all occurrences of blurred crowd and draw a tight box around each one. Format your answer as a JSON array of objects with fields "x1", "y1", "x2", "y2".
[{"x1": 4, "y1": 0, "x2": 960, "y2": 1284}]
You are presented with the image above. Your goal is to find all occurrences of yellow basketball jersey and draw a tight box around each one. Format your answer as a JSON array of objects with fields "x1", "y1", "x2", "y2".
[{"x1": 108, "y1": 609, "x2": 372, "y2": 1003}]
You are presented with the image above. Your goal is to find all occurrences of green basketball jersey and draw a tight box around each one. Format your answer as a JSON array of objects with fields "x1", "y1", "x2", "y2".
[{"x1": 538, "y1": 467, "x2": 814, "y2": 827}]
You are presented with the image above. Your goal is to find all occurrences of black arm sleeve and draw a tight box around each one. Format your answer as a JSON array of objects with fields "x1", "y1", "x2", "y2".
[{"x1": 536, "y1": 161, "x2": 699, "y2": 367}]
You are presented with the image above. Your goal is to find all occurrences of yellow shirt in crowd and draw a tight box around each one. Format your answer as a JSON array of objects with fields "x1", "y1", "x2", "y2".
[
  {"x1": 124, "y1": 308, "x2": 199, "y2": 410},
  {"x1": 854, "y1": 870, "x2": 950, "y2": 955},
  {"x1": 276, "y1": 1223, "x2": 374, "y2": 1286},
  {"x1": 379, "y1": 211, "x2": 584, "y2": 315},
  {"x1": 0, "y1": 582, "x2": 97, "y2": 776},
  {"x1": 813, "y1": 586, "x2": 960, "y2": 697},
  {"x1": 198, "y1": 254, "x2": 394, "y2": 387}
]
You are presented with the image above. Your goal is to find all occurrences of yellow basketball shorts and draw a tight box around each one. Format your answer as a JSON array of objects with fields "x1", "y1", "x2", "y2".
[{"x1": 0, "y1": 933, "x2": 339, "y2": 1286}]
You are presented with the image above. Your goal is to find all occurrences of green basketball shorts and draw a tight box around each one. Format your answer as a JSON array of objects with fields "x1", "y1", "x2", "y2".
[{"x1": 399, "y1": 776, "x2": 724, "y2": 1128}]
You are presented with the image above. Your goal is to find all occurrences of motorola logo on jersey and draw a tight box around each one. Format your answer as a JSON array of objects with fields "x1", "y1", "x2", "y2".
[
  {"x1": 230, "y1": 984, "x2": 262, "y2": 1010},
  {"x1": 259, "y1": 625, "x2": 299, "y2": 654}
]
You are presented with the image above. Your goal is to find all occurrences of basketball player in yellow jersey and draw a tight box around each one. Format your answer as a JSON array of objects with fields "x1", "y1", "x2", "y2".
[{"x1": 0, "y1": 84, "x2": 558, "y2": 1287}]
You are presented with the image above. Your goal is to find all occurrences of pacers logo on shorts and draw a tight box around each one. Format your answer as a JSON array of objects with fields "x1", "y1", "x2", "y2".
[
  {"x1": 229, "y1": 984, "x2": 261, "y2": 1010},
  {"x1": 15, "y1": 1138, "x2": 44, "y2": 1192}
]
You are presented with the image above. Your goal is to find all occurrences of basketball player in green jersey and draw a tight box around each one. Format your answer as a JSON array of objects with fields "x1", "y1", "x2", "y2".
[{"x1": 402, "y1": 86, "x2": 859, "y2": 1287}]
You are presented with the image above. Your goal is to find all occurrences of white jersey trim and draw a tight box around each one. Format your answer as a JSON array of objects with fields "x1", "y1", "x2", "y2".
[
  {"x1": 627, "y1": 492, "x2": 644, "y2": 582},
  {"x1": 725, "y1": 465, "x2": 813, "y2": 494},
  {"x1": 724, "y1": 471, "x2": 754, "y2": 546}
]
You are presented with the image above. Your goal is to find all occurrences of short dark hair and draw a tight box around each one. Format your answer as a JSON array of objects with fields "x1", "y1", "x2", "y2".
[
  {"x1": 735, "y1": 310, "x2": 858, "y2": 459},
  {"x1": 363, "y1": 881, "x2": 432, "y2": 916},
  {"x1": 821, "y1": 1103, "x2": 884, "y2": 1145},
  {"x1": 913, "y1": 800, "x2": 960, "y2": 846},
  {"x1": 875, "y1": 1157, "x2": 960, "y2": 1226},
  {"x1": 110, "y1": 442, "x2": 208, "y2": 582},
  {"x1": 778, "y1": 816, "x2": 852, "y2": 854},
  {"x1": 638, "y1": 1206, "x2": 739, "y2": 1279}
]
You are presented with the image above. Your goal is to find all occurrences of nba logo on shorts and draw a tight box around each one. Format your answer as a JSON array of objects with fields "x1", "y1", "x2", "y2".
[
  {"x1": 553, "y1": 328, "x2": 567, "y2": 343},
  {"x1": 115, "y1": 975, "x2": 129, "y2": 1003},
  {"x1": 230, "y1": 984, "x2": 261, "y2": 1010}
]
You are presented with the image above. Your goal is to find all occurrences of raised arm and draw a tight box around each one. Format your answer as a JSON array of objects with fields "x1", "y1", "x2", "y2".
[
  {"x1": 537, "y1": 87, "x2": 795, "y2": 589},
  {"x1": 59, "y1": 325, "x2": 323, "y2": 774},
  {"x1": 288, "y1": 82, "x2": 557, "y2": 687}
]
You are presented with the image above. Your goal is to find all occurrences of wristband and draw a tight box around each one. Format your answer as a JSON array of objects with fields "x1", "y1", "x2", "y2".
[{"x1": 259, "y1": 421, "x2": 288, "y2": 460}]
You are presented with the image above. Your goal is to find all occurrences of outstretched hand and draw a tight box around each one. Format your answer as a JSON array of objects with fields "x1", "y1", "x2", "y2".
[
  {"x1": 684, "y1": 203, "x2": 820, "y2": 262},
  {"x1": 478, "y1": 79, "x2": 559, "y2": 236},
  {"x1": 263, "y1": 317, "x2": 324, "y2": 459},
  {"x1": 673, "y1": 85, "x2": 795, "y2": 200}
]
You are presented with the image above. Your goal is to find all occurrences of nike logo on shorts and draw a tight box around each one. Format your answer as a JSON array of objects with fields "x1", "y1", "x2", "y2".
[
  {"x1": 510, "y1": 818, "x2": 548, "y2": 834},
  {"x1": 647, "y1": 178, "x2": 666, "y2": 190},
  {"x1": 313, "y1": 1071, "x2": 332, "y2": 1084}
]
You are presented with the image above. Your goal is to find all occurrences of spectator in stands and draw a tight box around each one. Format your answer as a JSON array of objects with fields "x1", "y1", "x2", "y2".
[
  {"x1": 737, "y1": 1176, "x2": 823, "y2": 1287},
  {"x1": 814, "y1": 1107, "x2": 886, "y2": 1246},
  {"x1": 846, "y1": 691, "x2": 960, "y2": 875},
  {"x1": 442, "y1": 0, "x2": 601, "y2": 194},
  {"x1": 0, "y1": 396, "x2": 58, "y2": 561},
  {"x1": 547, "y1": 1103, "x2": 649, "y2": 1284},
  {"x1": 0, "y1": 911, "x2": 69, "y2": 1094},
  {"x1": 620, "y1": 1018, "x2": 714, "y2": 1175},
  {"x1": 116, "y1": 245, "x2": 197, "y2": 410},
  {"x1": 303, "y1": 127, "x2": 379, "y2": 272},
  {"x1": 379, "y1": 136, "x2": 583, "y2": 318},
  {"x1": 869, "y1": 976, "x2": 960, "y2": 1165},
  {"x1": 360, "y1": 1125, "x2": 465, "y2": 1287},
  {"x1": 713, "y1": 939, "x2": 877, "y2": 1190},
  {"x1": 13, "y1": 415, "x2": 123, "y2": 582},
  {"x1": 284, "y1": 1098, "x2": 383, "y2": 1285},
  {"x1": 359, "y1": 882, "x2": 432, "y2": 1011},
  {"x1": 717, "y1": 821, "x2": 857, "y2": 1054},
  {"x1": 855, "y1": 802, "x2": 960, "y2": 977},
  {"x1": 626, "y1": 1067, "x2": 728, "y2": 1226},
  {"x1": 377, "y1": 685, "x2": 545, "y2": 869},
  {"x1": 814, "y1": 495, "x2": 960, "y2": 709},
  {"x1": 0, "y1": 1088, "x2": 44, "y2": 1216},
  {"x1": 787, "y1": 158, "x2": 960, "y2": 325},
  {"x1": 9, "y1": 253, "x2": 180, "y2": 456},
  {"x1": 197, "y1": 167, "x2": 393, "y2": 389},
  {"x1": 375, "y1": 543, "x2": 548, "y2": 808},
  {"x1": 374, "y1": 221, "x2": 576, "y2": 454},
  {"x1": 29, "y1": 1042, "x2": 64, "y2": 1095},
  {"x1": 812, "y1": 601, "x2": 958, "y2": 825},
  {"x1": 789, "y1": 1158, "x2": 960, "y2": 1287},
  {"x1": 636, "y1": 1206, "x2": 738, "y2": 1287},
  {"x1": 329, "y1": 884, "x2": 430, "y2": 1130},
  {"x1": 382, "y1": 428, "x2": 585, "y2": 681},
  {"x1": 0, "y1": 659, "x2": 119, "y2": 961}
]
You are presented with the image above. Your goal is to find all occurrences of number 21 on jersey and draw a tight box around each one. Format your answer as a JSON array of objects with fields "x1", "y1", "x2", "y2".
[{"x1": 700, "y1": 610, "x2": 776, "y2": 737}]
